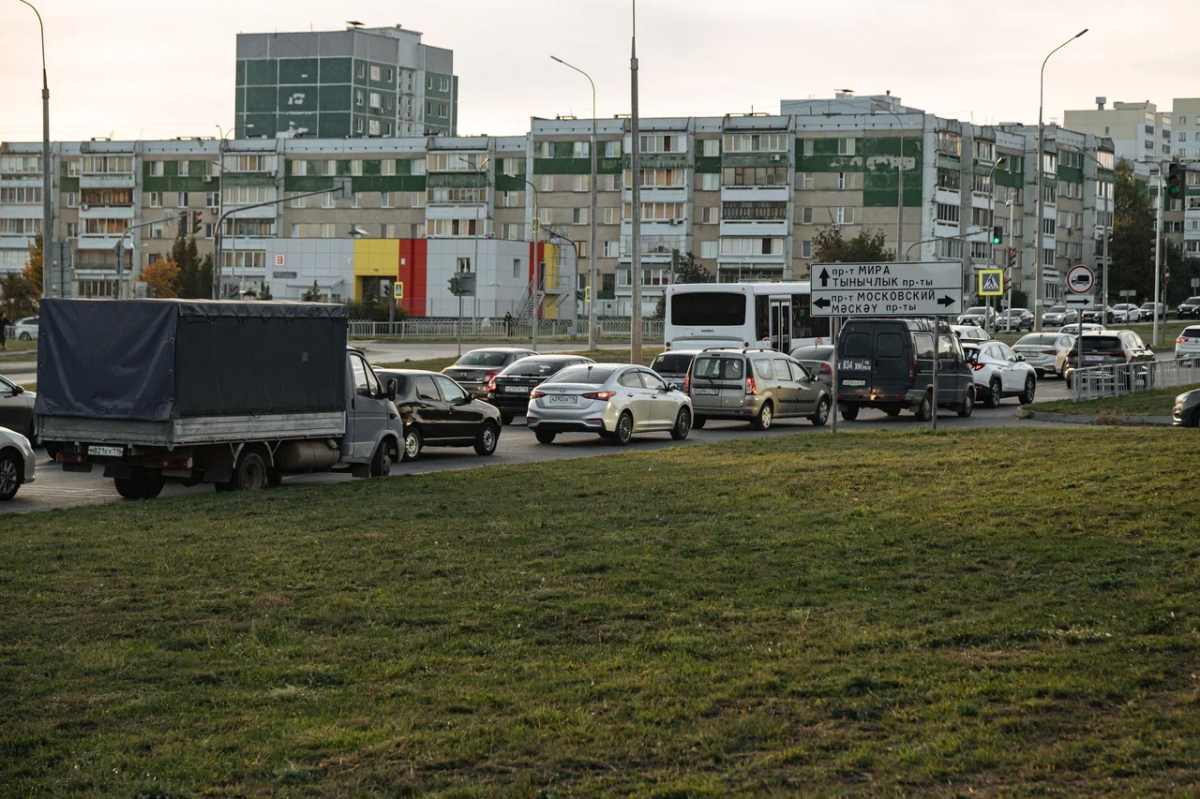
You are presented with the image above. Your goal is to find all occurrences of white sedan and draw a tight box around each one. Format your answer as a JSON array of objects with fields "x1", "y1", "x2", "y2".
[
  {"x1": 0, "y1": 425, "x2": 36, "y2": 501},
  {"x1": 962, "y1": 341, "x2": 1038, "y2": 408},
  {"x1": 1112, "y1": 304, "x2": 1142, "y2": 324},
  {"x1": 12, "y1": 316, "x2": 38, "y2": 342}
]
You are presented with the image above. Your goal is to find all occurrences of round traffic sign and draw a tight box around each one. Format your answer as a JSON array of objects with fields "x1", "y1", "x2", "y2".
[
  {"x1": 1066, "y1": 264, "x2": 1095, "y2": 294},
  {"x1": 1164, "y1": 266, "x2": 1171, "y2": 285}
]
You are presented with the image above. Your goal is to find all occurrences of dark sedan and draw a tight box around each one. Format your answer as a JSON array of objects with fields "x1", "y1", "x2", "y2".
[
  {"x1": 375, "y1": 369, "x2": 502, "y2": 462},
  {"x1": 0, "y1": 374, "x2": 36, "y2": 445},
  {"x1": 487, "y1": 354, "x2": 595, "y2": 424},
  {"x1": 1177, "y1": 297, "x2": 1200, "y2": 320},
  {"x1": 441, "y1": 347, "x2": 538, "y2": 399},
  {"x1": 1174, "y1": 390, "x2": 1200, "y2": 427}
]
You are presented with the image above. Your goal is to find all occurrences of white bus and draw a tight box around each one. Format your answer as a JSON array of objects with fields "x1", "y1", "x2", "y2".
[{"x1": 663, "y1": 282, "x2": 832, "y2": 353}]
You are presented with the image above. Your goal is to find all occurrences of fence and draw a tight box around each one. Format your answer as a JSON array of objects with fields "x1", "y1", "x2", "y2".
[
  {"x1": 348, "y1": 318, "x2": 665, "y2": 342},
  {"x1": 1071, "y1": 357, "x2": 1200, "y2": 402}
]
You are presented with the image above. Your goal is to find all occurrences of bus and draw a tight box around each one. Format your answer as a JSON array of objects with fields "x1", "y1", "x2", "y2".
[{"x1": 663, "y1": 282, "x2": 832, "y2": 353}]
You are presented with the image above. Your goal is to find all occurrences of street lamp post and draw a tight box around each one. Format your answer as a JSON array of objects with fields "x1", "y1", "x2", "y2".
[
  {"x1": 630, "y1": 0, "x2": 643, "y2": 363},
  {"x1": 551, "y1": 55, "x2": 597, "y2": 345},
  {"x1": 212, "y1": 126, "x2": 234, "y2": 299},
  {"x1": 457, "y1": 156, "x2": 489, "y2": 337},
  {"x1": 986, "y1": 157, "x2": 1006, "y2": 337},
  {"x1": 18, "y1": 1, "x2": 53, "y2": 299},
  {"x1": 1035, "y1": 28, "x2": 1089, "y2": 331}
]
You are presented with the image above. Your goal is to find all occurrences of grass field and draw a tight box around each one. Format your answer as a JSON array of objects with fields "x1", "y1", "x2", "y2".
[
  {"x1": 375, "y1": 347, "x2": 664, "y2": 373},
  {"x1": 1033, "y1": 383, "x2": 1200, "y2": 418},
  {"x1": 4, "y1": 428, "x2": 1200, "y2": 795}
]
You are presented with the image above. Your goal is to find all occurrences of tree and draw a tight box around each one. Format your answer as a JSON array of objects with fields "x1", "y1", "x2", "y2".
[
  {"x1": 22, "y1": 234, "x2": 43, "y2": 298},
  {"x1": 1, "y1": 272, "x2": 37, "y2": 320},
  {"x1": 170, "y1": 236, "x2": 213, "y2": 299},
  {"x1": 653, "y1": 251, "x2": 711, "y2": 317},
  {"x1": 1108, "y1": 159, "x2": 1157, "y2": 303},
  {"x1": 812, "y1": 227, "x2": 895, "y2": 264},
  {"x1": 141, "y1": 259, "x2": 181, "y2": 299},
  {"x1": 259, "y1": 281, "x2": 273, "y2": 301},
  {"x1": 302, "y1": 281, "x2": 322, "y2": 302}
]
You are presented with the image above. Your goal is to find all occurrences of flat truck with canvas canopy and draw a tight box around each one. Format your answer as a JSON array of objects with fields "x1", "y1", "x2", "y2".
[{"x1": 35, "y1": 299, "x2": 404, "y2": 499}]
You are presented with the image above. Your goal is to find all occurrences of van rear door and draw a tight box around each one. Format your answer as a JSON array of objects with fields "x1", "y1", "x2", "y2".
[
  {"x1": 690, "y1": 353, "x2": 747, "y2": 411},
  {"x1": 837, "y1": 322, "x2": 875, "y2": 400},
  {"x1": 871, "y1": 323, "x2": 912, "y2": 400}
]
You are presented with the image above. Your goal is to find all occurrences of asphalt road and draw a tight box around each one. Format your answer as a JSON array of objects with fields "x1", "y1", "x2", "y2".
[{"x1": 3, "y1": 402, "x2": 1066, "y2": 516}]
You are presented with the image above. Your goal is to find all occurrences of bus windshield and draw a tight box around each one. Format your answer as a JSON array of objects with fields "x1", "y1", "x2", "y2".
[{"x1": 670, "y1": 292, "x2": 747, "y2": 327}]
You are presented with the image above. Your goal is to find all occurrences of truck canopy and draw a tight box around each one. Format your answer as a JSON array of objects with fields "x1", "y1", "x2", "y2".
[{"x1": 35, "y1": 299, "x2": 348, "y2": 422}]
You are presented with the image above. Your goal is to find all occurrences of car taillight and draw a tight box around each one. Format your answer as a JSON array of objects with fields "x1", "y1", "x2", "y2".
[
  {"x1": 1178, "y1": 337, "x2": 1188, "y2": 344},
  {"x1": 1042, "y1": 349, "x2": 1058, "y2": 355},
  {"x1": 582, "y1": 390, "x2": 616, "y2": 400},
  {"x1": 908, "y1": 362, "x2": 916, "y2": 384},
  {"x1": 745, "y1": 376, "x2": 756, "y2": 396},
  {"x1": 819, "y1": 362, "x2": 832, "y2": 376},
  {"x1": 743, "y1": 342, "x2": 750, "y2": 348},
  {"x1": 683, "y1": 373, "x2": 691, "y2": 393},
  {"x1": 483, "y1": 371, "x2": 499, "y2": 383},
  {"x1": 972, "y1": 363, "x2": 985, "y2": 371},
  {"x1": 530, "y1": 389, "x2": 546, "y2": 399},
  {"x1": 1066, "y1": 349, "x2": 1077, "y2": 358},
  {"x1": 487, "y1": 376, "x2": 498, "y2": 391}
]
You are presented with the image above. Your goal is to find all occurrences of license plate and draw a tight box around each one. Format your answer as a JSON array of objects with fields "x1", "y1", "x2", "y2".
[
  {"x1": 695, "y1": 388, "x2": 719, "y2": 395},
  {"x1": 89, "y1": 445, "x2": 124, "y2": 458},
  {"x1": 546, "y1": 395, "x2": 577, "y2": 404},
  {"x1": 503, "y1": 386, "x2": 529, "y2": 394},
  {"x1": 843, "y1": 379, "x2": 867, "y2": 387},
  {"x1": 1086, "y1": 356, "x2": 1103, "y2": 362}
]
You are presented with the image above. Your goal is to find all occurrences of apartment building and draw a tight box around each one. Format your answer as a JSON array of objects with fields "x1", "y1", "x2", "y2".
[
  {"x1": 1065, "y1": 99, "x2": 1172, "y2": 166},
  {"x1": 2, "y1": 93, "x2": 1126, "y2": 317},
  {"x1": 235, "y1": 24, "x2": 457, "y2": 140}
]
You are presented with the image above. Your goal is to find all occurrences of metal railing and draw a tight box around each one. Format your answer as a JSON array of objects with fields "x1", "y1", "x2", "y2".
[
  {"x1": 347, "y1": 317, "x2": 665, "y2": 341},
  {"x1": 1071, "y1": 357, "x2": 1200, "y2": 402}
]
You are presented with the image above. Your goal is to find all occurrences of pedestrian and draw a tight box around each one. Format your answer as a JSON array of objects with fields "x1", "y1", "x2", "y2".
[
  {"x1": 0, "y1": 312, "x2": 7, "y2": 351},
  {"x1": 504, "y1": 311, "x2": 514, "y2": 338}
]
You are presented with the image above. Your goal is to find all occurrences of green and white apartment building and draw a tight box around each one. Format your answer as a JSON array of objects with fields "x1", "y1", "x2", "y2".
[{"x1": 5, "y1": 92, "x2": 1163, "y2": 317}]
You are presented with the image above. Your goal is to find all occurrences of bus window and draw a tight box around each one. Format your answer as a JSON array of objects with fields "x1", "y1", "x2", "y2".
[
  {"x1": 792, "y1": 293, "x2": 830, "y2": 340},
  {"x1": 670, "y1": 292, "x2": 747, "y2": 326},
  {"x1": 754, "y1": 295, "x2": 770, "y2": 341}
]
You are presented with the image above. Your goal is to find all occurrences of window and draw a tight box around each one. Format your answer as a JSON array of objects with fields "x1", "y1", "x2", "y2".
[
  {"x1": 146, "y1": 191, "x2": 162, "y2": 208},
  {"x1": 701, "y1": 173, "x2": 720, "y2": 191},
  {"x1": 603, "y1": 240, "x2": 620, "y2": 258},
  {"x1": 440, "y1": 77, "x2": 450, "y2": 92},
  {"x1": 1042, "y1": 185, "x2": 1056, "y2": 205},
  {"x1": 82, "y1": 156, "x2": 134, "y2": 174},
  {"x1": 221, "y1": 186, "x2": 275, "y2": 205},
  {"x1": 369, "y1": 120, "x2": 381, "y2": 136},
  {"x1": 605, "y1": 174, "x2": 622, "y2": 192},
  {"x1": 937, "y1": 131, "x2": 961, "y2": 156},
  {"x1": 802, "y1": 139, "x2": 814, "y2": 157},
  {"x1": 386, "y1": 67, "x2": 394, "y2": 83},
  {"x1": 355, "y1": 118, "x2": 365, "y2": 134},
  {"x1": 291, "y1": 194, "x2": 307, "y2": 209},
  {"x1": 719, "y1": 237, "x2": 782, "y2": 256},
  {"x1": 67, "y1": 160, "x2": 79, "y2": 177},
  {"x1": 351, "y1": 192, "x2": 360, "y2": 209},
  {"x1": 973, "y1": 140, "x2": 995, "y2": 161},
  {"x1": 369, "y1": 92, "x2": 382, "y2": 110},
  {"x1": 625, "y1": 168, "x2": 687, "y2": 188},
  {"x1": 838, "y1": 138, "x2": 855, "y2": 156},
  {"x1": 800, "y1": 240, "x2": 812, "y2": 259},
  {"x1": 1042, "y1": 217, "x2": 1055, "y2": 235},
  {"x1": 572, "y1": 141, "x2": 590, "y2": 158},
  {"x1": 227, "y1": 155, "x2": 274, "y2": 173},
  {"x1": 380, "y1": 160, "x2": 396, "y2": 177},
  {"x1": 937, "y1": 203, "x2": 959, "y2": 224},
  {"x1": 356, "y1": 62, "x2": 366, "y2": 79},
  {"x1": 356, "y1": 90, "x2": 364, "y2": 107},
  {"x1": 513, "y1": 258, "x2": 521, "y2": 278},
  {"x1": 703, "y1": 207, "x2": 720, "y2": 224},
  {"x1": 177, "y1": 192, "x2": 188, "y2": 208},
  {"x1": 574, "y1": 240, "x2": 590, "y2": 258},
  {"x1": 604, "y1": 207, "x2": 617, "y2": 225},
  {"x1": 0, "y1": 218, "x2": 42, "y2": 235},
  {"x1": 204, "y1": 223, "x2": 214, "y2": 240},
  {"x1": 722, "y1": 202, "x2": 786, "y2": 221},
  {"x1": 622, "y1": 202, "x2": 684, "y2": 221},
  {"x1": 426, "y1": 152, "x2": 485, "y2": 172},
  {"x1": 801, "y1": 207, "x2": 813, "y2": 224},
  {"x1": 703, "y1": 139, "x2": 719, "y2": 157},
  {"x1": 937, "y1": 168, "x2": 960, "y2": 191},
  {"x1": 835, "y1": 207, "x2": 854, "y2": 225},
  {"x1": 605, "y1": 141, "x2": 622, "y2": 158},
  {"x1": 64, "y1": 191, "x2": 75, "y2": 208},
  {"x1": 572, "y1": 207, "x2": 588, "y2": 225},
  {"x1": 722, "y1": 133, "x2": 787, "y2": 152},
  {"x1": 837, "y1": 172, "x2": 848, "y2": 190},
  {"x1": 799, "y1": 172, "x2": 814, "y2": 190},
  {"x1": 148, "y1": 161, "x2": 163, "y2": 177},
  {"x1": 700, "y1": 241, "x2": 718, "y2": 258},
  {"x1": 573, "y1": 175, "x2": 590, "y2": 192},
  {"x1": 66, "y1": 222, "x2": 77, "y2": 238},
  {"x1": 369, "y1": 65, "x2": 381, "y2": 81},
  {"x1": 541, "y1": 175, "x2": 553, "y2": 192},
  {"x1": 719, "y1": 166, "x2": 789, "y2": 187}
]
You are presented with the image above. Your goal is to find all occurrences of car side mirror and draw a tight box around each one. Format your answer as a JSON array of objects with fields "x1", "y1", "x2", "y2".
[
  {"x1": 1016, "y1": 355, "x2": 1025, "y2": 362},
  {"x1": 386, "y1": 379, "x2": 398, "y2": 401},
  {"x1": 11, "y1": 385, "x2": 23, "y2": 396},
  {"x1": 356, "y1": 386, "x2": 371, "y2": 398},
  {"x1": 663, "y1": 383, "x2": 676, "y2": 392}
]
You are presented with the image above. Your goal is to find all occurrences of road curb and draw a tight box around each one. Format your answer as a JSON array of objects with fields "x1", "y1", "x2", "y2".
[{"x1": 1017, "y1": 408, "x2": 1175, "y2": 427}]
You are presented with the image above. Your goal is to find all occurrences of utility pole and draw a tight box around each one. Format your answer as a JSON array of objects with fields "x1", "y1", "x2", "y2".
[
  {"x1": 1007, "y1": 198, "x2": 1015, "y2": 315},
  {"x1": 629, "y1": 0, "x2": 643, "y2": 363},
  {"x1": 1154, "y1": 163, "x2": 1164, "y2": 347},
  {"x1": 18, "y1": 2, "x2": 52, "y2": 299}
]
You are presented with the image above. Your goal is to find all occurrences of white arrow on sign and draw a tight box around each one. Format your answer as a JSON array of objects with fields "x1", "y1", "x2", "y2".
[
  {"x1": 1064, "y1": 294, "x2": 1093, "y2": 307},
  {"x1": 811, "y1": 260, "x2": 964, "y2": 317}
]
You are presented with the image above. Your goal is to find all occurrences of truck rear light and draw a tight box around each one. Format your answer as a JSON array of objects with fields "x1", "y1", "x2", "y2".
[
  {"x1": 908, "y1": 362, "x2": 916, "y2": 384},
  {"x1": 745, "y1": 376, "x2": 756, "y2": 396},
  {"x1": 665, "y1": 342, "x2": 672, "y2": 350},
  {"x1": 156, "y1": 458, "x2": 193, "y2": 469},
  {"x1": 582, "y1": 390, "x2": 616, "y2": 400}
]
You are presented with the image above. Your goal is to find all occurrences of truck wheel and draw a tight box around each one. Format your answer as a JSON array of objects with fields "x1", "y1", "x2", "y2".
[
  {"x1": 43, "y1": 443, "x2": 61, "y2": 462},
  {"x1": 840, "y1": 404, "x2": 860, "y2": 422},
  {"x1": 401, "y1": 428, "x2": 422, "y2": 462},
  {"x1": 114, "y1": 469, "x2": 163, "y2": 500},
  {"x1": 0, "y1": 451, "x2": 21, "y2": 501},
  {"x1": 957, "y1": 387, "x2": 975, "y2": 418},
  {"x1": 370, "y1": 442, "x2": 392, "y2": 477},
  {"x1": 914, "y1": 391, "x2": 933, "y2": 421},
  {"x1": 500, "y1": 413, "x2": 514, "y2": 426},
  {"x1": 229, "y1": 451, "x2": 267, "y2": 491},
  {"x1": 474, "y1": 422, "x2": 500, "y2": 456}
]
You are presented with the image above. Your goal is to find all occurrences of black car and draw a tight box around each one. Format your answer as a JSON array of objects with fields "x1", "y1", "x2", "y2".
[
  {"x1": 442, "y1": 347, "x2": 538, "y2": 399},
  {"x1": 1081, "y1": 305, "x2": 1114, "y2": 325},
  {"x1": 375, "y1": 369, "x2": 502, "y2": 462},
  {"x1": 1177, "y1": 297, "x2": 1200, "y2": 320},
  {"x1": 1174, "y1": 389, "x2": 1200, "y2": 427},
  {"x1": 487, "y1": 354, "x2": 595, "y2": 424},
  {"x1": 836, "y1": 319, "x2": 975, "y2": 421}
]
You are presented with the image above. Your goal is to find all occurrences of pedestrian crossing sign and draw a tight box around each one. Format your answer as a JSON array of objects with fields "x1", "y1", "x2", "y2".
[{"x1": 978, "y1": 269, "x2": 1004, "y2": 296}]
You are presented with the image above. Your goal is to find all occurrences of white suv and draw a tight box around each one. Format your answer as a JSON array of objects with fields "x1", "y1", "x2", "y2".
[{"x1": 962, "y1": 340, "x2": 1038, "y2": 407}]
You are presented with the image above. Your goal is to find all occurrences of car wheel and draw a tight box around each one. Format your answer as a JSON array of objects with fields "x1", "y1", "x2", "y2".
[
  {"x1": 1191, "y1": 409, "x2": 1200, "y2": 429},
  {"x1": 914, "y1": 391, "x2": 933, "y2": 422},
  {"x1": 692, "y1": 415, "x2": 707, "y2": 430},
  {"x1": 370, "y1": 441, "x2": 392, "y2": 477},
  {"x1": 228, "y1": 451, "x2": 267, "y2": 492},
  {"x1": 19, "y1": 332, "x2": 31, "y2": 341},
  {"x1": 670, "y1": 407, "x2": 692, "y2": 440},
  {"x1": 957, "y1": 387, "x2": 975, "y2": 418},
  {"x1": 535, "y1": 430, "x2": 557, "y2": 445},
  {"x1": 612, "y1": 412, "x2": 634, "y2": 446},
  {"x1": 474, "y1": 422, "x2": 500, "y2": 456},
  {"x1": 402, "y1": 428, "x2": 422, "y2": 462},
  {"x1": 751, "y1": 402, "x2": 773, "y2": 431},
  {"x1": 500, "y1": 413, "x2": 514, "y2": 426},
  {"x1": 810, "y1": 396, "x2": 831, "y2": 427},
  {"x1": 885, "y1": 406, "x2": 902, "y2": 417},
  {"x1": 0, "y1": 451, "x2": 22, "y2": 501},
  {"x1": 1019, "y1": 375, "x2": 1037, "y2": 405},
  {"x1": 988, "y1": 377, "x2": 1003, "y2": 409},
  {"x1": 840, "y1": 404, "x2": 860, "y2": 422},
  {"x1": 114, "y1": 469, "x2": 164, "y2": 500}
]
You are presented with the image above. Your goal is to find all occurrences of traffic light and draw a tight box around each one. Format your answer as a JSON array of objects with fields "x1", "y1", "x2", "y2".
[
  {"x1": 992, "y1": 226, "x2": 1003, "y2": 246},
  {"x1": 1006, "y1": 247, "x2": 1017, "y2": 269},
  {"x1": 191, "y1": 211, "x2": 203, "y2": 235},
  {"x1": 1150, "y1": 234, "x2": 1158, "y2": 262},
  {"x1": 1167, "y1": 162, "x2": 1185, "y2": 200}
]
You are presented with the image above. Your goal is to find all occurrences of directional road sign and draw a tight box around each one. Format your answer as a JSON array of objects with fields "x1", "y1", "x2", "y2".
[
  {"x1": 1066, "y1": 264, "x2": 1095, "y2": 294},
  {"x1": 811, "y1": 261, "x2": 964, "y2": 317},
  {"x1": 978, "y1": 269, "x2": 1004, "y2": 297},
  {"x1": 1064, "y1": 294, "x2": 1093, "y2": 309}
]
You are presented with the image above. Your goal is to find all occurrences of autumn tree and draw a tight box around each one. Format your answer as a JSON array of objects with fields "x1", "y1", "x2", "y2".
[
  {"x1": 141, "y1": 259, "x2": 182, "y2": 299},
  {"x1": 22, "y1": 234, "x2": 43, "y2": 298},
  {"x1": 1, "y1": 272, "x2": 37, "y2": 320},
  {"x1": 812, "y1": 227, "x2": 895, "y2": 264}
]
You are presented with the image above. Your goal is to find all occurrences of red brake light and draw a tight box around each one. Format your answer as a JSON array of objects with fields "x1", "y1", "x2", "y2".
[
  {"x1": 1042, "y1": 349, "x2": 1058, "y2": 355},
  {"x1": 745, "y1": 376, "x2": 756, "y2": 396},
  {"x1": 1067, "y1": 349, "x2": 1077, "y2": 358},
  {"x1": 972, "y1": 363, "x2": 985, "y2": 371},
  {"x1": 1178, "y1": 338, "x2": 1188, "y2": 344},
  {"x1": 582, "y1": 390, "x2": 616, "y2": 400},
  {"x1": 908, "y1": 362, "x2": 916, "y2": 384},
  {"x1": 483, "y1": 371, "x2": 499, "y2": 382},
  {"x1": 530, "y1": 389, "x2": 546, "y2": 399},
  {"x1": 819, "y1": 362, "x2": 832, "y2": 375},
  {"x1": 683, "y1": 373, "x2": 691, "y2": 393},
  {"x1": 487, "y1": 376, "x2": 498, "y2": 391},
  {"x1": 743, "y1": 342, "x2": 750, "y2": 348}
]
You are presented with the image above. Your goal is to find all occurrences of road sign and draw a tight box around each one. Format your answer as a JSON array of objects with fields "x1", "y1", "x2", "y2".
[
  {"x1": 1192, "y1": 278, "x2": 1200, "y2": 289},
  {"x1": 1120, "y1": 289, "x2": 1137, "y2": 298},
  {"x1": 1164, "y1": 266, "x2": 1171, "y2": 284},
  {"x1": 393, "y1": 281, "x2": 404, "y2": 300},
  {"x1": 810, "y1": 261, "x2": 964, "y2": 317},
  {"x1": 978, "y1": 269, "x2": 1004, "y2": 297},
  {"x1": 1066, "y1": 264, "x2": 1095, "y2": 294},
  {"x1": 1064, "y1": 294, "x2": 1093, "y2": 309}
]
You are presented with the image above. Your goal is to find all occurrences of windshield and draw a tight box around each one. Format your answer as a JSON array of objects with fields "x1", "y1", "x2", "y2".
[
  {"x1": 1048, "y1": 306, "x2": 1066, "y2": 313},
  {"x1": 670, "y1": 292, "x2": 747, "y2": 327},
  {"x1": 1188, "y1": 297, "x2": 1200, "y2": 304},
  {"x1": 1082, "y1": 337, "x2": 1124, "y2": 352},
  {"x1": 692, "y1": 356, "x2": 745, "y2": 381},
  {"x1": 1016, "y1": 334, "x2": 1060, "y2": 347},
  {"x1": 546, "y1": 365, "x2": 619, "y2": 384},
  {"x1": 964, "y1": 307, "x2": 985, "y2": 314},
  {"x1": 651, "y1": 354, "x2": 696, "y2": 374},
  {"x1": 457, "y1": 351, "x2": 512, "y2": 367},
  {"x1": 1141, "y1": 303, "x2": 1157, "y2": 310},
  {"x1": 503, "y1": 358, "x2": 579, "y2": 377}
]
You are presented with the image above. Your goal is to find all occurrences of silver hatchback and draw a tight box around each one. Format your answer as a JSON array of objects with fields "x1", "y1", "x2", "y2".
[{"x1": 526, "y1": 363, "x2": 693, "y2": 446}]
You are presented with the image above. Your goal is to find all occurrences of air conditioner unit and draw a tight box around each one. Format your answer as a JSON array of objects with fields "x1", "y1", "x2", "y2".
[
  {"x1": 771, "y1": 154, "x2": 783, "y2": 162},
  {"x1": 203, "y1": 175, "x2": 214, "y2": 183},
  {"x1": 832, "y1": 224, "x2": 841, "y2": 231}
]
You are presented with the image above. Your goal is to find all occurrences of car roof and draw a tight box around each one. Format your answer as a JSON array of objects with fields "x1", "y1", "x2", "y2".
[
  {"x1": 374, "y1": 368, "x2": 439, "y2": 376},
  {"x1": 655, "y1": 349, "x2": 703, "y2": 356},
  {"x1": 517, "y1": 353, "x2": 594, "y2": 362},
  {"x1": 464, "y1": 347, "x2": 535, "y2": 354}
]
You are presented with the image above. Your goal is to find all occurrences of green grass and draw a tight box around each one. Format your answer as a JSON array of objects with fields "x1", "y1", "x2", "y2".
[
  {"x1": 376, "y1": 347, "x2": 664, "y2": 373},
  {"x1": 5, "y1": 429, "x2": 1200, "y2": 793},
  {"x1": 1034, "y1": 383, "x2": 1200, "y2": 418}
]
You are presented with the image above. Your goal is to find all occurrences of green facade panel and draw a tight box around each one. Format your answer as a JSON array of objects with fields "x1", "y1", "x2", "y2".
[
  {"x1": 277, "y1": 87, "x2": 316, "y2": 114},
  {"x1": 317, "y1": 85, "x2": 351, "y2": 112},
  {"x1": 363, "y1": 160, "x2": 382, "y2": 176},
  {"x1": 597, "y1": 157, "x2": 622, "y2": 175},
  {"x1": 278, "y1": 58, "x2": 319, "y2": 85},
  {"x1": 244, "y1": 113, "x2": 277, "y2": 138},
  {"x1": 142, "y1": 176, "x2": 213, "y2": 193},
  {"x1": 236, "y1": 60, "x2": 246, "y2": 86},
  {"x1": 1057, "y1": 166, "x2": 1084, "y2": 183},
  {"x1": 277, "y1": 113, "x2": 319, "y2": 136},
  {"x1": 351, "y1": 176, "x2": 426, "y2": 193},
  {"x1": 320, "y1": 58, "x2": 352, "y2": 84},
  {"x1": 318, "y1": 115, "x2": 351, "y2": 139},
  {"x1": 532, "y1": 158, "x2": 591, "y2": 175},
  {"x1": 495, "y1": 174, "x2": 527, "y2": 192},
  {"x1": 695, "y1": 156, "x2": 721, "y2": 174},
  {"x1": 61, "y1": 177, "x2": 79, "y2": 192},
  {"x1": 235, "y1": 86, "x2": 245, "y2": 114},
  {"x1": 427, "y1": 173, "x2": 487, "y2": 188},
  {"x1": 245, "y1": 87, "x2": 277, "y2": 114},
  {"x1": 245, "y1": 59, "x2": 277, "y2": 86},
  {"x1": 284, "y1": 176, "x2": 334, "y2": 193},
  {"x1": 629, "y1": 154, "x2": 688, "y2": 170},
  {"x1": 224, "y1": 174, "x2": 276, "y2": 188},
  {"x1": 723, "y1": 153, "x2": 783, "y2": 168}
]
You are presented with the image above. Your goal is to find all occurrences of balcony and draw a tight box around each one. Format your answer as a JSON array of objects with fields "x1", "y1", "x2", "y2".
[
  {"x1": 721, "y1": 185, "x2": 788, "y2": 203},
  {"x1": 719, "y1": 219, "x2": 788, "y2": 238},
  {"x1": 80, "y1": 173, "x2": 136, "y2": 190}
]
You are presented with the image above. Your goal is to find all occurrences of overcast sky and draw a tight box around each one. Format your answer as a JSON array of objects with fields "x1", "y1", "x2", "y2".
[{"x1": 0, "y1": 0, "x2": 1193, "y2": 143}]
